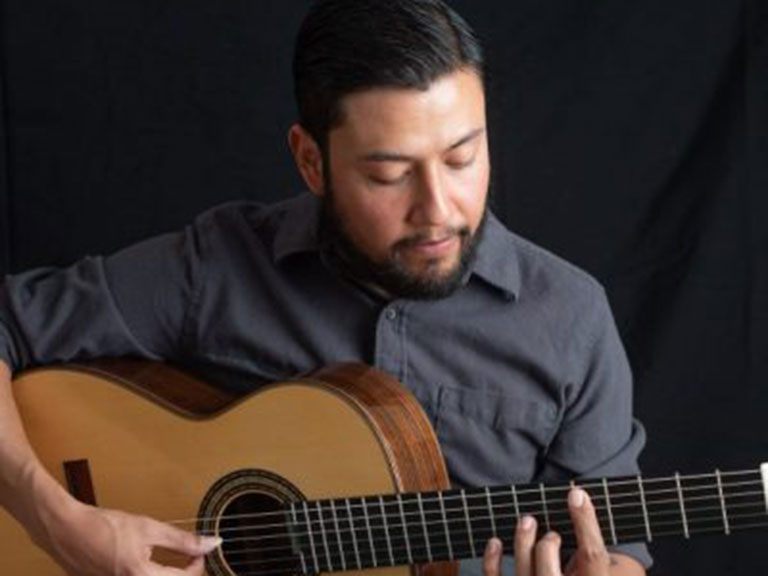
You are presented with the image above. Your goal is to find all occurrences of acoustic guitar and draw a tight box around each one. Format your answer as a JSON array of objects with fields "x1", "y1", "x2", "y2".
[{"x1": 2, "y1": 360, "x2": 767, "y2": 575}]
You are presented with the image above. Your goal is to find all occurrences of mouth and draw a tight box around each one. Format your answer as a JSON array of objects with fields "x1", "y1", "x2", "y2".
[{"x1": 399, "y1": 234, "x2": 460, "y2": 259}]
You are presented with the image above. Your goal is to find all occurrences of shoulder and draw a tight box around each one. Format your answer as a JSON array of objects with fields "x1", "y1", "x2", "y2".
[
  {"x1": 189, "y1": 194, "x2": 318, "y2": 258},
  {"x1": 484, "y1": 213, "x2": 606, "y2": 307}
]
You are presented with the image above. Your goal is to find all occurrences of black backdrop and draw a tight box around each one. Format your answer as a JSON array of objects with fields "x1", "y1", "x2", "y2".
[{"x1": 1, "y1": 1, "x2": 766, "y2": 573}]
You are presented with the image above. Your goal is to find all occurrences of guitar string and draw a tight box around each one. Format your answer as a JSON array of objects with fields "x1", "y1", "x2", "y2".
[
  {"x1": 215, "y1": 514, "x2": 768, "y2": 576},
  {"x1": 186, "y1": 485, "x2": 768, "y2": 544},
  {"x1": 211, "y1": 496, "x2": 768, "y2": 552},
  {"x1": 200, "y1": 492, "x2": 765, "y2": 539},
  {"x1": 219, "y1": 503, "x2": 768, "y2": 560},
  {"x1": 204, "y1": 482, "x2": 765, "y2": 536},
  {"x1": 167, "y1": 470, "x2": 763, "y2": 527}
]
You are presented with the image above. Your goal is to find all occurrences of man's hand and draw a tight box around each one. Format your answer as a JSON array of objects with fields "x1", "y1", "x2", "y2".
[
  {"x1": 0, "y1": 361, "x2": 220, "y2": 575},
  {"x1": 482, "y1": 488, "x2": 645, "y2": 576},
  {"x1": 39, "y1": 494, "x2": 221, "y2": 576}
]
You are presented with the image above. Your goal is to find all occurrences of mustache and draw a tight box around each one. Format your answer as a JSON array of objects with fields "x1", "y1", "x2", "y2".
[{"x1": 394, "y1": 226, "x2": 471, "y2": 250}]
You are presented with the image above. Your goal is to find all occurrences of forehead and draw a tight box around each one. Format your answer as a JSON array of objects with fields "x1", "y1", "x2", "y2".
[{"x1": 333, "y1": 69, "x2": 486, "y2": 153}]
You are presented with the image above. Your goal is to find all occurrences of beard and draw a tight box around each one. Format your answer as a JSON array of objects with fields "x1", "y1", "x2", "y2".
[{"x1": 319, "y1": 182, "x2": 487, "y2": 301}]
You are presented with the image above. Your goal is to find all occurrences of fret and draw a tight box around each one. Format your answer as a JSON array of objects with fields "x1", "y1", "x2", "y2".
[
  {"x1": 715, "y1": 470, "x2": 730, "y2": 535},
  {"x1": 379, "y1": 496, "x2": 396, "y2": 565},
  {"x1": 316, "y1": 501, "x2": 334, "y2": 571},
  {"x1": 721, "y1": 470, "x2": 766, "y2": 532},
  {"x1": 279, "y1": 466, "x2": 768, "y2": 573},
  {"x1": 290, "y1": 503, "x2": 309, "y2": 575},
  {"x1": 637, "y1": 476, "x2": 653, "y2": 542},
  {"x1": 438, "y1": 491, "x2": 455, "y2": 560},
  {"x1": 395, "y1": 494, "x2": 414, "y2": 564},
  {"x1": 515, "y1": 483, "x2": 546, "y2": 538},
  {"x1": 443, "y1": 490, "x2": 472, "y2": 558},
  {"x1": 511, "y1": 484, "x2": 521, "y2": 523},
  {"x1": 420, "y1": 490, "x2": 451, "y2": 561},
  {"x1": 674, "y1": 473, "x2": 690, "y2": 539},
  {"x1": 485, "y1": 487, "x2": 497, "y2": 538},
  {"x1": 416, "y1": 493, "x2": 433, "y2": 562},
  {"x1": 539, "y1": 484, "x2": 551, "y2": 532},
  {"x1": 302, "y1": 501, "x2": 321, "y2": 574},
  {"x1": 602, "y1": 478, "x2": 618, "y2": 545},
  {"x1": 461, "y1": 489, "x2": 478, "y2": 557},
  {"x1": 361, "y1": 497, "x2": 378, "y2": 568},
  {"x1": 401, "y1": 492, "x2": 434, "y2": 563},
  {"x1": 762, "y1": 464, "x2": 768, "y2": 514},
  {"x1": 329, "y1": 500, "x2": 346, "y2": 572},
  {"x1": 345, "y1": 499, "x2": 363, "y2": 569}
]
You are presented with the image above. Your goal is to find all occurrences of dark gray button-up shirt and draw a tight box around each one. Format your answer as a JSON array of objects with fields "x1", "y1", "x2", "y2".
[{"x1": 0, "y1": 193, "x2": 651, "y2": 569}]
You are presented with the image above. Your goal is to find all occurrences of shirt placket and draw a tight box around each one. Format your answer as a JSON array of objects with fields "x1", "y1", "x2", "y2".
[{"x1": 373, "y1": 301, "x2": 409, "y2": 384}]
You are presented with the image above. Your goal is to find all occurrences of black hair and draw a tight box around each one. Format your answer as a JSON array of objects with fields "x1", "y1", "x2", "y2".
[{"x1": 293, "y1": 0, "x2": 484, "y2": 149}]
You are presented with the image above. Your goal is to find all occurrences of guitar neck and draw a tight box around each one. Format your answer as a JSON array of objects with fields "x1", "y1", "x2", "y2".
[{"x1": 289, "y1": 465, "x2": 768, "y2": 573}]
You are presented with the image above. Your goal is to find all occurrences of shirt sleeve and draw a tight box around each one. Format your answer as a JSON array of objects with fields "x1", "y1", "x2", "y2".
[
  {"x1": 537, "y1": 287, "x2": 652, "y2": 569},
  {"x1": 0, "y1": 225, "x2": 200, "y2": 374}
]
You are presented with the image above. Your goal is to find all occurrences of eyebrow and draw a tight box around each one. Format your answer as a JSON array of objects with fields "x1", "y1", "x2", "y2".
[{"x1": 360, "y1": 127, "x2": 486, "y2": 163}]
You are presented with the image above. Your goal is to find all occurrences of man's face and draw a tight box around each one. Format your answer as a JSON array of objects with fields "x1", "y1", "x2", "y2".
[{"x1": 316, "y1": 69, "x2": 490, "y2": 298}]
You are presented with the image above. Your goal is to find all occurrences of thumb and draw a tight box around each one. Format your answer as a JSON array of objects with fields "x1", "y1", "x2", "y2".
[{"x1": 148, "y1": 520, "x2": 222, "y2": 556}]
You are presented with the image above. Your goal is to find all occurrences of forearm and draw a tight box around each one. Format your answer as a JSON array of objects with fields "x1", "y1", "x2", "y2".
[{"x1": 0, "y1": 360, "x2": 73, "y2": 540}]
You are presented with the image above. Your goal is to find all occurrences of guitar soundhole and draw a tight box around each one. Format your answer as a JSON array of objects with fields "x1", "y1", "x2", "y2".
[
  {"x1": 199, "y1": 469, "x2": 306, "y2": 576},
  {"x1": 219, "y1": 492, "x2": 295, "y2": 576}
]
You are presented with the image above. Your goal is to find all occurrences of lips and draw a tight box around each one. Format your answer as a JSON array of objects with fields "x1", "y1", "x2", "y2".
[{"x1": 402, "y1": 235, "x2": 459, "y2": 258}]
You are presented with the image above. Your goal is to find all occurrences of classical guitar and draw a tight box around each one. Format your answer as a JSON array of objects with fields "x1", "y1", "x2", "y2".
[{"x1": 2, "y1": 360, "x2": 767, "y2": 575}]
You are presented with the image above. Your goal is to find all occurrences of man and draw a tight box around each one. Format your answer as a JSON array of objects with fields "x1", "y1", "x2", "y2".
[{"x1": 0, "y1": 1, "x2": 651, "y2": 575}]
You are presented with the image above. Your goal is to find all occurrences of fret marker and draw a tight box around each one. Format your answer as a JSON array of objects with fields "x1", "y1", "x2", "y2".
[
  {"x1": 715, "y1": 470, "x2": 730, "y2": 535},
  {"x1": 761, "y1": 463, "x2": 768, "y2": 514},
  {"x1": 345, "y1": 499, "x2": 363, "y2": 569},
  {"x1": 637, "y1": 475, "x2": 652, "y2": 542},
  {"x1": 396, "y1": 494, "x2": 414, "y2": 564},
  {"x1": 602, "y1": 478, "x2": 618, "y2": 545},
  {"x1": 674, "y1": 473, "x2": 690, "y2": 539}
]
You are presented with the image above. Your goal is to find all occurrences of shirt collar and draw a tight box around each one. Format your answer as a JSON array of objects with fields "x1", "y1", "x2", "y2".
[
  {"x1": 272, "y1": 193, "x2": 521, "y2": 300},
  {"x1": 272, "y1": 193, "x2": 323, "y2": 262}
]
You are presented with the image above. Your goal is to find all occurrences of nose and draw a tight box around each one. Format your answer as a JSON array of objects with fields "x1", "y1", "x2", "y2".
[{"x1": 410, "y1": 163, "x2": 451, "y2": 226}]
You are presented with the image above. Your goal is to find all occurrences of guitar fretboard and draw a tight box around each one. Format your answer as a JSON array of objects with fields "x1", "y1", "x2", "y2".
[{"x1": 285, "y1": 467, "x2": 768, "y2": 574}]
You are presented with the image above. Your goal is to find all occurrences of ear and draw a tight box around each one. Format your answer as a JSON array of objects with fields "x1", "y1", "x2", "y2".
[{"x1": 288, "y1": 124, "x2": 325, "y2": 197}]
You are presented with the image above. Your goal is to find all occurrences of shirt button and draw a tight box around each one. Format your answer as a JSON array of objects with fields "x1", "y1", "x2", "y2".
[{"x1": 385, "y1": 308, "x2": 398, "y2": 321}]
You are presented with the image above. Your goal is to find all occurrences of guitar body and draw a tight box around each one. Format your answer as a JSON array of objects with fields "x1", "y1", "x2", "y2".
[{"x1": 1, "y1": 360, "x2": 455, "y2": 576}]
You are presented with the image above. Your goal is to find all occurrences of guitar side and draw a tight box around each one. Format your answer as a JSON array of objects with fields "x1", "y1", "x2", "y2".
[{"x1": 1, "y1": 360, "x2": 456, "y2": 576}]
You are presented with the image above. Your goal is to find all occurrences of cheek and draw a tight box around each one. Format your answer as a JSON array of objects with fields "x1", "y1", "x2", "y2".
[
  {"x1": 334, "y1": 186, "x2": 406, "y2": 258},
  {"x1": 452, "y1": 163, "x2": 490, "y2": 227}
]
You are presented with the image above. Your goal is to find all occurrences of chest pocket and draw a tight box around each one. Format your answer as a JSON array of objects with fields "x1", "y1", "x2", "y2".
[{"x1": 434, "y1": 386, "x2": 559, "y2": 487}]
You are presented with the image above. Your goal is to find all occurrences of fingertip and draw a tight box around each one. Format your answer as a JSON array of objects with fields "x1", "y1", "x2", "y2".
[
  {"x1": 517, "y1": 514, "x2": 536, "y2": 532},
  {"x1": 200, "y1": 535, "x2": 223, "y2": 553},
  {"x1": 569, "y1": 487, "x2": 586, "y2": 509},
  {"x1": 485, "y1": 537, "x2": 502, "y2": 556}
]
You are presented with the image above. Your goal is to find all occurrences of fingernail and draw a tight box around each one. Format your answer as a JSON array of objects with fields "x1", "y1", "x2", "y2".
[
  {"x1": 569, "y1": 488, "x2": 585, "y2": 508},
  {"x1": 202, "y1": 536, "x2": 223, "y2": 550},
  {"x1": 486, "y1": 538, "x2": 501, "y2": 555},
  {"x1": 519, "y1": 515, "x2": 535, "y2": 531}
]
